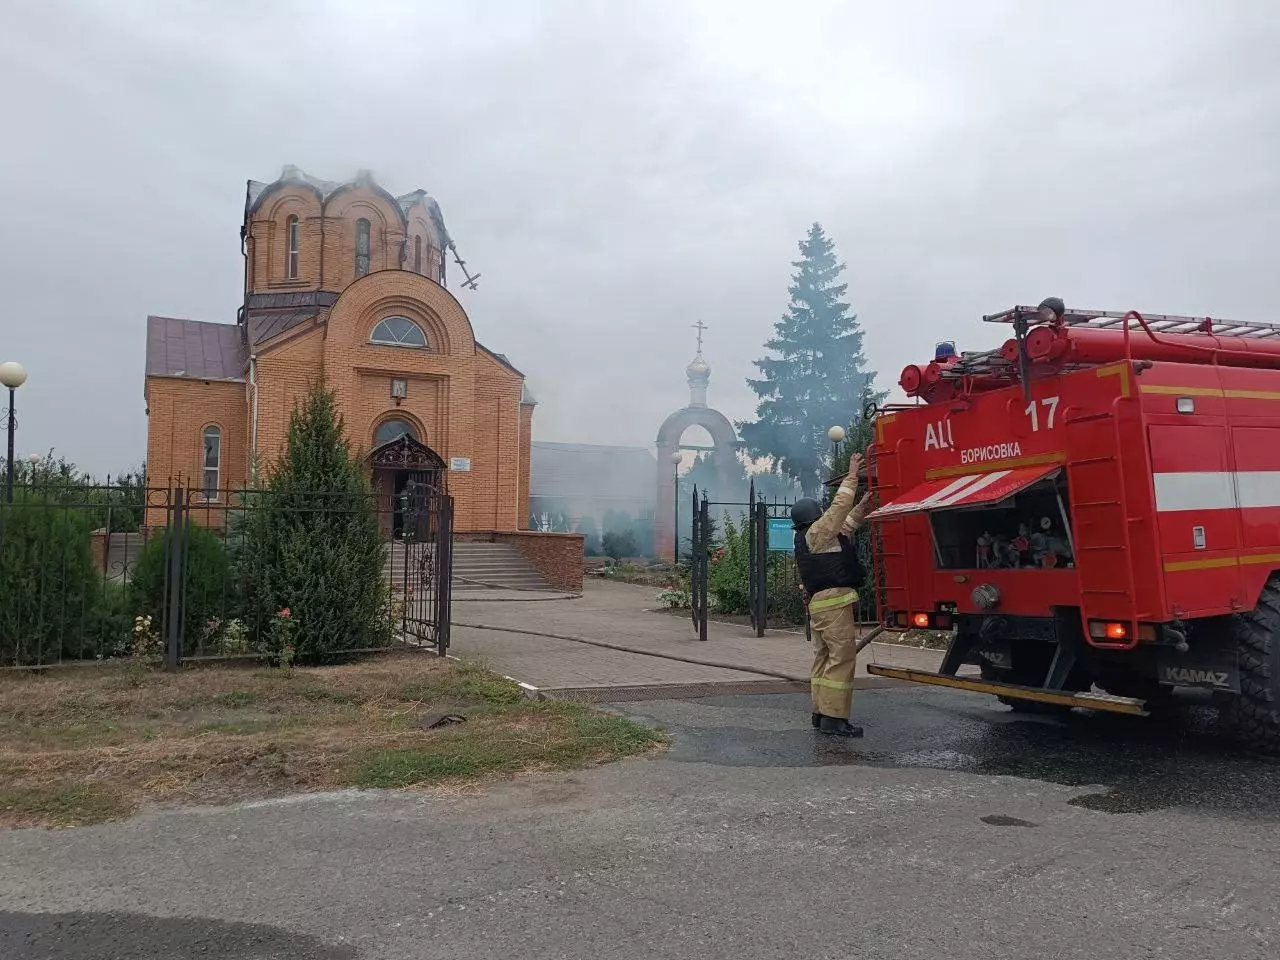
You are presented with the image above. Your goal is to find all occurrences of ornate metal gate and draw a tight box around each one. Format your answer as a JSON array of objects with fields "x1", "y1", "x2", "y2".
[{"x1": 395, "y1": 478, "x2": 454, "y2": 654}]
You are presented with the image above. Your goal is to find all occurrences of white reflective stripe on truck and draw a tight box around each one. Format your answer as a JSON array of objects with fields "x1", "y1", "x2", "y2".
[{"x1": 1153, "y1": 471, "x2": 1280, "y2": 512}]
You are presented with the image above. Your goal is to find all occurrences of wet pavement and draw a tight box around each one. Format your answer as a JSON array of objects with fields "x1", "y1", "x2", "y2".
[{"x1": 616, "y1": 686, "x2": 1280, "y2": 819}]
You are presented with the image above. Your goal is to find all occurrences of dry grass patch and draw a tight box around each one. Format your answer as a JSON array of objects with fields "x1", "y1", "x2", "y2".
[{"x1": 0, "y1": 654, "x2": 663, "y2": 828}]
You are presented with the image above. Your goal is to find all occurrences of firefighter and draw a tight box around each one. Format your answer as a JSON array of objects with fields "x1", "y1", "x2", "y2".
[{"x1": 792, "y1": 453, "x2": 873, "y2": 737}]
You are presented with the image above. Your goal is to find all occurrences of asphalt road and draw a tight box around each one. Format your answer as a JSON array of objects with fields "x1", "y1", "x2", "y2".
[{"x1": 3, "y1": 685, "x2": 1279, "y2": 959}]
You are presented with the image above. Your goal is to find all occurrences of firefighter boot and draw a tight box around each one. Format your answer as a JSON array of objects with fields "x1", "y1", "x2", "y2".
[{"x1": 818, "y1": 716, "x2": 864, "y2": 738}]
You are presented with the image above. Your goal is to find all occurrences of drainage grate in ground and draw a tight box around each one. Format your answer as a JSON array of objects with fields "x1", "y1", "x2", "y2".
[{"x1": 540, "y1": 680, "x2": 809, "y2": 703}]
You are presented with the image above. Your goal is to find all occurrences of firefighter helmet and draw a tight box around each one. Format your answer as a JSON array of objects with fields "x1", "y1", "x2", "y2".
[
  {"x1": 1038, "y1": 296, "x2": 1065, "y2": 321},
  {"x1": 791, "y1": 497, "x2": 823, "y2": 529}
]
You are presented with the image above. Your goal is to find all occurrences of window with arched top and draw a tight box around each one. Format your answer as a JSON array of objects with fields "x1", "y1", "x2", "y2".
[
  {"x1": 414, "y1": 235, "x2": 422, "y2": 273},
  {"x1": 355, "y1": 218, "x2": 371, "y2": 276},
  {"x1": 202, "y1": 426, "x2": 221, "y2": 500},
  {"x1": 373, "y1": 418, "x2": 418, "y2": 447},
  {"x1": 285, "y1": 215, "x2": 300, "y2": 279},
  {"x1": 370, "y1": 316, "x2": 427, "y2": 348}
]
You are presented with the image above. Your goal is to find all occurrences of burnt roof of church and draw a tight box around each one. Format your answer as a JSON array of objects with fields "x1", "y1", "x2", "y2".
[
  {"x1": 530, "y1": 442, "x2": 657, "y2": 504},
  {"x1": 246, "y1": 309, "x2": 319, "y2": 345},
  {"x1": 243, "y1": 290, "x2": 339, "y2": 345},
  {"x1": 477, "y1": 344, "x2": 526, "y2": 379},
  {"x1": 146, "y1": 316, "x2": 247, "y2": 381},
  {"x1": 246, "y1": 166, "x2": 451, "y2": 247},
  {"x1": 247, "y1": 291, "x2": 340, "y2": 310}
]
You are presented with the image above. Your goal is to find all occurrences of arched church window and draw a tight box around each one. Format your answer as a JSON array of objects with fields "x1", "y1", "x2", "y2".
[
  {"x1": 355, "y1": 218, "x2": 371, "y2": 277},
  {"x1": 285, "y1": 215, "x2": 300, "y2": 279},
  {"x1": 414, "y1": 235, "x2": 422, "y2": 273},
  {"x1": 373, "y1": 418, "x2": 418, "y2": 447},
  {"x1": 370, "y1": 316, "x2": 427, "y2": 348},
  {"x1": 202, "y1": 425, "x2": 221, "y2": 500}
]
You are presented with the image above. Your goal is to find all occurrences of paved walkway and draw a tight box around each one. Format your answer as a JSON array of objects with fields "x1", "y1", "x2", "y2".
[{"x1": 450, "y1": 579, "x2": 953, "y2": 691}]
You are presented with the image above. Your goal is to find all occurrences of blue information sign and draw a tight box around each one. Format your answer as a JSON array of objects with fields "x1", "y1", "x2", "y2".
[{"x1": 767, "y1": 517, "x2": 794, "y2": 553}]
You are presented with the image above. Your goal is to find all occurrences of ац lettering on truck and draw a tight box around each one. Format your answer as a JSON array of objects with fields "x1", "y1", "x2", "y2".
[{"x1": 865, "y1": 302, "x2": 1280, "y2": 748}]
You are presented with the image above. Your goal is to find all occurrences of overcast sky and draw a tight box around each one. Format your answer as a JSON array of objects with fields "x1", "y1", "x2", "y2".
[{"x1": 2, "y1": 0, "x2": 1278, "y2": 476}]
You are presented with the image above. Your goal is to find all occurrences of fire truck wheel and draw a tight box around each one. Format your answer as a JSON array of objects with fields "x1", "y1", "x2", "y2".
[{"x1": 1230, "y1": 574, "x2": 1280, "y2": 749}]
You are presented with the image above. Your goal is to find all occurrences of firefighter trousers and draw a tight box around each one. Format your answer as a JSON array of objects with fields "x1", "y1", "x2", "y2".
[{"x1": 808, "y1": 587, "x2": 859, "y2": 719}]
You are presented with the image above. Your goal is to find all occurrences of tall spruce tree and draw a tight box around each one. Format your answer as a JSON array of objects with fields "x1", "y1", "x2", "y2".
[
  {"x1": 740, "y1": 223, "x2": 883, "y2": 496},
  {"x1": 237, "y1": 380, "x2": 391, "y2": 661}
]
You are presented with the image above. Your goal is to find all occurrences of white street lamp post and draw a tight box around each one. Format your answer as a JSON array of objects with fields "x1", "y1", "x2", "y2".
[
  {"x1": 0, "y1": 361, "x2": 29, "y2": 503},
  {"x1": 827, "y1": 424, "x2": 846, "y2": 484}
]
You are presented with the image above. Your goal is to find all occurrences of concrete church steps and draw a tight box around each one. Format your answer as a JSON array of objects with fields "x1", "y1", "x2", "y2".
[{"x1": 384, "y1": 540, "x2": 557, "y2": 593}]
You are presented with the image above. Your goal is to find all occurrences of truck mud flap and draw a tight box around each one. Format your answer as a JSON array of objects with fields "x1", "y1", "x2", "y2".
[{"x1": 865, "y1": 665, "x2": 1149, "y2": 716}]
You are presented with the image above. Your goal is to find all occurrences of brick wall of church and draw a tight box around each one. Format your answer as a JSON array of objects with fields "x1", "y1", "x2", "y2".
[
  {"x1": 251, "y1": 326, "x2": 326, "y2": 468},
  {"x1": 247, "y1": 332, "x2": 529, "y2": 534},
  {"x1": 144, "y1": 377, "x2": 248, "y2": 527},
  {"x1": 147, "y1": 354, "x2": 530, "y2": 537}
]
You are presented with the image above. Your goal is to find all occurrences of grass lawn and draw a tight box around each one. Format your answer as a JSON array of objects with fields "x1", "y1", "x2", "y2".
[{"x1": 0, "y1": 654, "x2": 663, "y2": 829}]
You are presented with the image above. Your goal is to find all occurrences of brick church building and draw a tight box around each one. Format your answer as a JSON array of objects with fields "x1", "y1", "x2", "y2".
[{"x1": 144, "y1": 166, "x2": 535, "y2": 533}]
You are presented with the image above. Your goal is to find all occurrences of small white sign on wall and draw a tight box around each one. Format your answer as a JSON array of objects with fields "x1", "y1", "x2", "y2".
[{"x1": 449, "y1": 457, "x2": 472, "y2": 472}]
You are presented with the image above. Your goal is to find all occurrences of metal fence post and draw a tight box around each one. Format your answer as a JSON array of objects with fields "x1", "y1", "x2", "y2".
[
  {"x1": 164, "y1": 486, "x2": 185, "y2": 671},
  {"x1": 697, "y1": 494, "x2": 709, "y2": 641},
  {"x1": 752, "y1": 500, "x2": 767, "y2": 638},
  {"x1": 437, "y1": 496, "x2": 453, "y2": 656},
  {"x1": 691, "y1": 483, "x2": 701, "y2": 634},
  {"x1": 747, "y1": 499, "x2": 757, "y2": 634}
]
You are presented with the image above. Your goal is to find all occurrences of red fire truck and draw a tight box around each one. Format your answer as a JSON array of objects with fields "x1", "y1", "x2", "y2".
[{"x1": 865, "y1": 302, "x2": 1280, "y2": 746}]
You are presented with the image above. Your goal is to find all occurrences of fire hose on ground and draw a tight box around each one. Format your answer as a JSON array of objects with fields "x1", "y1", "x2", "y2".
[{"x1": 450, "y1": 620, "x2": 893, "y2": 685}]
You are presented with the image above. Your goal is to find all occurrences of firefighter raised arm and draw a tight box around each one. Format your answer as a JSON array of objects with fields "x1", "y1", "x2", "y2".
[{"x1": 791, "y1": 452, "x2": 873, "y2": 738}]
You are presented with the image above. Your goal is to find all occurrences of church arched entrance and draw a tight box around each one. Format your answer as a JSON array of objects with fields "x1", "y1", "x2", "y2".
[{"x1": 368, "y1": 430, "x2": 446, "y2": 539}]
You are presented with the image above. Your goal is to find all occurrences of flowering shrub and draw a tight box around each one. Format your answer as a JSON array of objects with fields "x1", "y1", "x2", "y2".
[
  {"x1": 270, "y1": 607, "x2": 296, "y2": 668},
  {"x1": 707, "y1": 513, "x2": 751, "y2": 614},
  {"x1": 657, "y1": 584, "x2": 691, "y2": 608},
  {"x1": 131, "y1": 614, "x2": 163, "y2": 665},
  {"x1": 385, "y1": 590, "x2": 408, "y2": 637},
  {"x1": 124, "y1": 614, "x2": 164, "y2": 684},
  {"x1": 218, "y1": 618, "x2": 249, "y2": 655}
]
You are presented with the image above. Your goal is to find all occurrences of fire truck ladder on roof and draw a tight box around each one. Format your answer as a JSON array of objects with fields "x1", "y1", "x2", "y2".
[
  {"x1": 983, "y1": 306, "x2": 1280, "y2": 340},
  {"x1": 934, "y1": 307, "x2": 1280, "y2": 388}
]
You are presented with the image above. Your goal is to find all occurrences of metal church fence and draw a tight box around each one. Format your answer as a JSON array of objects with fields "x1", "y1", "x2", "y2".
[
  {"x1": 0, "y1": 481, "x2": 453, "y2": 670},
  {"x1": 688, "y1": 485, "x2": 804, "y2": 641},
  {"x1": 688, "y1": 482, "x2": 878, "y2": 642}
]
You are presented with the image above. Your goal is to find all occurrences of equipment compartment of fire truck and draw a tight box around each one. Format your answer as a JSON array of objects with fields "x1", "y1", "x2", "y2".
[{"x1": 866, "y1": 300, "x2": 1280, "y2": 747}]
